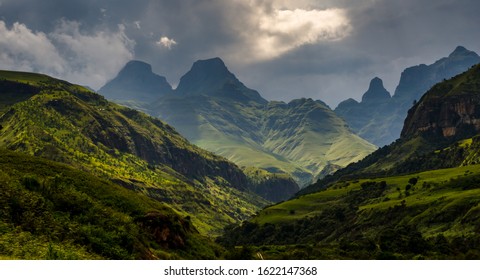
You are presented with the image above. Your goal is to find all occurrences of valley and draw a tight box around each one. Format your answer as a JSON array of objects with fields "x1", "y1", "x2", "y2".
[
  {"x1": 221, "y1": 63, "x2": 480, "y2": 259},
  {"x1": 1, "y1": 52, "x2": 480, "y2": 260},
  {"x1": 101, "y1": 58, "x2": 376, "y2": 186}
]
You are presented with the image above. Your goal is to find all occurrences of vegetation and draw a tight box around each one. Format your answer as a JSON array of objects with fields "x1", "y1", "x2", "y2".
[
  {"x1": 220, "y1": 63, "x2": 480, "y2": 259},
  {"x1": 104, "y1": 59, "x2": 376, "y2": 186},
  {"x1": 0, "y1": 149, "x2": 222, "y2": 259},
  {"x1": 219, "y1": 165, "x2": 480, "y2": 259},
  {"x1": 0, "y1": 70, "x2": 268, "y2": 235}
]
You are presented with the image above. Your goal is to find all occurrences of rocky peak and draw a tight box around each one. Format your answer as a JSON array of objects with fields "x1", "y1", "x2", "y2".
[
  {"x1": 99, "y1": 60, "x2": 172, "y2": 103},
  {"x1": 361, "y1": 77, "x2": 391, "y2": 103},
  {"x1": 118, "y1": 60, "x2": 154, "y2": 77},
  {"x1": 175, "y1": 57, "x2": 267, "y2": 104},
  {"x1": 394, "y1": 47, "x2": 480, "y2": 101},
  {"x1": 448, "y1": 46, "x2": 477, "y2": 58},
  {"x1": 175, "y1": 57, "x2": 239, "y2": 95}
]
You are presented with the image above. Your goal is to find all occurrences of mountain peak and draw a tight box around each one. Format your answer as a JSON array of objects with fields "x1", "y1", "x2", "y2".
[
  {"x1": 361, "y1": 77, "x2": 391, "y2": 103},
  {"x1": 175, "y1": 57, "x2": 238, "y2": 95},
  {"x1": 449, "y1": 46, "x2": 472, "y2": 57},
  {"x1": 120, "y1": 60, "x2": 153, "y2": 74},
  {"x1": 191, "y1": 57, "x2": 228, "y2": 72},
  {"x1": 99, "y1": 60, "x2": 172, "y2": 103}
]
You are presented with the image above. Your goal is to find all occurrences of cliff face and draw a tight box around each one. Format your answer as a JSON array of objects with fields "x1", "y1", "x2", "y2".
[
  {"x1": 401, "y1": 64, "x2": 480, "y2": 139},
  {"x1": 334, "y1": 46, "x2": 480, "y2": 147},
  {"x1": 402, "y1": 95, "x2": 480, "y2": 138}
]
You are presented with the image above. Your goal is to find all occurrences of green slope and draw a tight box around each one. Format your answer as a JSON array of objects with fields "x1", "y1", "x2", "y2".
[
  {"x1": 139, "y1": 59, "x2": 376, "y2": 186},
  {"x1": 219, "y1": 63, "x2": 480, "y2": 260},
  {"x1": 0, "y1": 149, "x2": 221, "y2": 259},
  {"x1": 220, "y1": 164, "x2": 480, "y2": 259},
  {"x1": 0, "y1": 70, "x2": 271, "y2": 235}
]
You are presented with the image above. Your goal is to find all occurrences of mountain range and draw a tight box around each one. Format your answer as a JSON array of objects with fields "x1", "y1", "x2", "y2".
[
  {"x1": 100, "y1": 58, "x2": 376, "y2": 186},
  {"x1": 3, "y1": 45, "x2": 480, "y2": 260},
  {"x1": 221, "y1": 62, "x2": 480, "y2": 259},
  {"x1": 335, "y1": 46, "x2": 480, "y2": 147},
  {"x1": 0, "y1": 70, "x2": 303, "y2": 240}
]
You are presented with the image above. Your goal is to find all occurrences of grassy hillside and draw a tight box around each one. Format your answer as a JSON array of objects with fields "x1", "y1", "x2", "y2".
[
  {"x1": 0, "y1": 70, "x2": 269, "y2": 235},
  {"x1": 153, "y1": 95, "x2": 376, "y2": 187},
  {"x1": 103, "y1": 59, "x2": 376, "y2": 187},
  {"x1": 0, "y1": 149, "x2": 221, "y2": 259},
  {"x1": 220, "y1": 65, "x2": 480, "y2": 259},
  {"x1": 219, "y1": 164, "x2": 480, "y2": 259}
]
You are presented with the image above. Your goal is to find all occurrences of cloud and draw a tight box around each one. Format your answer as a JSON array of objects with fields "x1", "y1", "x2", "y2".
[
  {"x1": 0, "y1": 20, "x2": 135, "y2": 89},
  {"x1": 0, "y1": 21, "x2": 65, "y2": 74},
  {"x1": 0, "y1": 0, "x2": 479, "y2": 107},
  {"x1": 134, "y1": 21, "x2": 141, "y2": 29},
  {"x1": 156, "y1": 36, "x2": 177, "y2": 49},
  {"x1": 50, "y1": 20, "x2": 135, "y2": 88},
  {"x1": 252, "y1": 8, "x2": 352, "y2": 60}
]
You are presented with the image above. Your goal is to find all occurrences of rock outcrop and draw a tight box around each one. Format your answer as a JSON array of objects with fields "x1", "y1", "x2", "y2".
[{"x1": 401, "y1": 64, "x2": 480, "y2": 139}]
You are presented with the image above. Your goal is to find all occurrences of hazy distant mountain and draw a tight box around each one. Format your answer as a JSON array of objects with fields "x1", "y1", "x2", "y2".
[
  {"x1": 99, "y1": 60, "x2": 173, "y2": 105},
  {"x1": 103, "y1": 58, "x2": 376, "y2": 186},
  {"x1": 335, "y1": 46, "x2": 480, "y2": 147},
  {"x1": 305, "y1": 62, "x2": 480, "y2": 195},
  {"x1": 336, "y1": 77, "x2": 395, "y2": 144}
]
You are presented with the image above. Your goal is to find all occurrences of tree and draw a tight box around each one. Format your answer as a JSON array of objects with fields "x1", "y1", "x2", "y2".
[{"x1": 408, "y1": 177, "x2": 418, "y2": 186}]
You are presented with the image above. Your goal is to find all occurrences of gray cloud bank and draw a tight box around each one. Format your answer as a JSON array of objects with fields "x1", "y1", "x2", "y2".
[{"x1": 0, "y1": 0, "x2": 479, "y2": 106}]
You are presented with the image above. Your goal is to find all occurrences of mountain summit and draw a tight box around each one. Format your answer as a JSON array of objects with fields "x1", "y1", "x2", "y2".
[
  {"x1": 99, "y1": 60, "x2": 172, "y2": 104},
  {"x1": 175, "y1": 57, "x2": 266, "y2": 103},
  {"x1": 102, "y1": 58, "x2": 376, "y2": 186},
  {"x1": 449, "y1": 45, "x2": 478, "y2": 58},
  {"x1": 361, "y1": 77, "x2": 391, "y2": 103},
  {"x1": 176, "y1": 58, "x2": 234, "y2": 94}
]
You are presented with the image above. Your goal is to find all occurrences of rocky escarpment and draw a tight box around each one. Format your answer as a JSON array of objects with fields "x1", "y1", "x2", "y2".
[
  {"x1": 401, "y1": 64, "x2": 480, "y2": 139},
  {"x1": 401, "y1": 95, "x2": 480, "y2": 138},
  {"x1": 335, "y1": 46, "x2": 480, "y2": 147}
]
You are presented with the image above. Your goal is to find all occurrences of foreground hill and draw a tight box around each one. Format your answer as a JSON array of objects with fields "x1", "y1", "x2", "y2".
[
  {"x1": 0, "y1": 149, "x2": 221, "y2": 259},
  {"x1": 101, "y1": 58, "x2": 376, "y2": 186},
  {"x1": 0, "y1": 70, "x2": 298, "y2": 235},
  {"x1": 220, "y1": 63, "x2": 480, "y2": 259},
  {"x1": 335, "y1": 46, "x2": 480, "y2": 146}
]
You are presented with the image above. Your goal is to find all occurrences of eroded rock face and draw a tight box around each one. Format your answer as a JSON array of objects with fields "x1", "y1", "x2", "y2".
[
  {"x1": 402, "y1": 95, "x2": 480, "y2": 138},
  {"x1": 401, "y1": 64, "x2": 480, "y2": 140}
]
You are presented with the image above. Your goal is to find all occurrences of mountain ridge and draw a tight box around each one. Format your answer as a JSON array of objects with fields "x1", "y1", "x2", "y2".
[
  {"x1": 219, "y1": 62, "x2": 480, "y2": 259},
  {"x1": 335, "y1": 46, "x2": 480, "y2": 147},
  {"x1": 101, "y1": 58, "x2": 377, "y2": 187},
  {"x1": 0, "y1": 70, "x2": 298, "y2": 235}
]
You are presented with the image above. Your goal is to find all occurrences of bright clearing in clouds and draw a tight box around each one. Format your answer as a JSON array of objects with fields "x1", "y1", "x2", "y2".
[{"x1": 253, "y1": 8, "x2": 351, "y2": 60}]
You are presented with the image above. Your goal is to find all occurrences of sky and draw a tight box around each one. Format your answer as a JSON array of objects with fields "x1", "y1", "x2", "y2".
[{"x1": 0, "y1": 0, "x2": 479, "y2": 108}]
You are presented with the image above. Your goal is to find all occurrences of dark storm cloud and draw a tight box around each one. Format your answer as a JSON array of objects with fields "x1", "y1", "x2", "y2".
[{"x1": 0, "y1": 0, "x2": 479, "y2": 106}]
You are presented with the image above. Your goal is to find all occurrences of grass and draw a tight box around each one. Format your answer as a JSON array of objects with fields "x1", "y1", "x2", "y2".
[
  {"x1": 220, "y1": 164, "x2": 480, "y2": 259},
  {"x1": 0, "y1": 70, "x2": 268, "y2": 236},
  {"x1": 0, "y1": 149, "x2": 222, "y2": 259},
  {"x1": 255, "y1": 164, "x2": 480, "y2": 225},
  {"x1": 149, "y1": 91, "x2": 376, "y2": 187}
]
